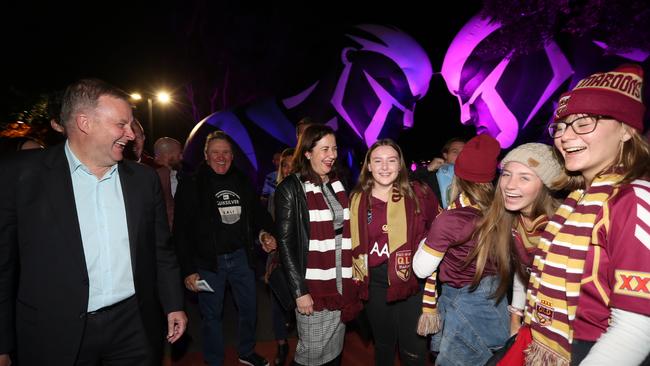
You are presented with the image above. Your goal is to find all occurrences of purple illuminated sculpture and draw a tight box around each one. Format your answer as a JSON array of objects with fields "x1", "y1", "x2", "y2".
[
  {"x1": 183, "y1": 24, "x2": 432, "y2": 184},
  {"x1": 441, "y1": 15, "x2": 572, "y2": 148},
  {"x1": 441, "y1": 15, "x2": 649, "y2": 148}
]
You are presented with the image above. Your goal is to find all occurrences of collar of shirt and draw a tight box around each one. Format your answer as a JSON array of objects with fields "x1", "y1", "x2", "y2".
[{"x1": 64, "y1": 140, "x2": 118, "y2": 180}]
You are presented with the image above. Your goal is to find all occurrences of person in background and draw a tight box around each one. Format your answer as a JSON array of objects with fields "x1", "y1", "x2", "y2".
[
  {"x1": 0, "y1": 78, "x2": 187, "y2": 366},
  {"x1": 0, "y1": 136, "x2": 44, "y2": 153},
  {"x1": 275, "y1": 124, "x2": 362, "y2": 366},
  {"x1": 436, "y1": 137, "x2": 465, "y2": 208},
  {"x1": 519, "y1": 64, "x2": 650, "y2": 365},
  {"x1": 412, "y1": 134, "x2": 509, "y2": 365},
  {"x1": 173, "y1": 131, "x2": 275, "y2": 366},
  {"x1": 261, "y1": 151, "x2": 283, "y2": 207},
  {"x1": 349, "y1": 139, "x2": 439, "y2": 366},
  {"x1": 265, "y1": 147, "x2": 295, "y2": 365},
  {"x1": 295, "y1": 117, "x2": 313, "y2": 141},
  {"x1": 411, "y1": 137, "x2": 465, "y2": 206},
  {"x1": 125, "y1": 118, "x2": 156, "y2": 166},
  {"x1": 153, "y1": 137, "x2": 183, "y2": 229}
]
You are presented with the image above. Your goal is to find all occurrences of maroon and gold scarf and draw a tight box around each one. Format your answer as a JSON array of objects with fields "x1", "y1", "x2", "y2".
[
  {"x1": 523, "y1": 172, "x2": 623, "y2": 365},
  {"x1": 350, "y1": 186, "x2": 424, "y2": 302}
]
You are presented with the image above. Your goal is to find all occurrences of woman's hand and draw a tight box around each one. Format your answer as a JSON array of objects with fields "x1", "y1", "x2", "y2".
[
  {"x1": 296, "y1": 294, "x2": 314, "y2": 315},
  {"x1": 184, "y1": 273, "x2": 201, "y2": 292},
  {"x1": 510, "y1": 313, "x2": 522, "y2": 336}
]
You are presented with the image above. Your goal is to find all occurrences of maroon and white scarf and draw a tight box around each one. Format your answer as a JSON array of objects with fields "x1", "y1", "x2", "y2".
[{"x1": 303, "y1": 178, "x2": 361, "y2": 321}]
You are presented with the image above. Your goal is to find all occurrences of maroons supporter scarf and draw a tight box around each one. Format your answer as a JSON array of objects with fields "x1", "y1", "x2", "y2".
[
  {"x1": 350, "y1": 186, "x2": 421, "y2": 302},
  {"x1": 513, "y1": 215, "x2": 548, "y2": 271},
  {"x1": 417, "y1": 193, "x2": 480, "y2": 335},
  {"x1": 303, "y1": 178, "x2": 361, "y2": 322},
  {"x1": 523, "y1": 172, "x2": 623, "y2": 365}
]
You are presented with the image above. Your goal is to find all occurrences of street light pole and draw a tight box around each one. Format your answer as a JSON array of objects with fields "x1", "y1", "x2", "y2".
[
  {"x1": 147, "y1": 97, "x2": 154, "y2": 141},
  {"x1": 130, "y1": 91, "x2": 171, "y2": 142}
]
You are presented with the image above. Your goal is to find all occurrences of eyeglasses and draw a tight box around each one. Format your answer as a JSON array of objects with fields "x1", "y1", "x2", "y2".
[{"x1": 547, "y1": 115, "x2": 609, "y2": 139}]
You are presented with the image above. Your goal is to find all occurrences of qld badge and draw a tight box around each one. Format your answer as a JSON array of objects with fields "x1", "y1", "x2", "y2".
[
  {"x1": 535, "y1": 299, "x2": 554, "y2": 327},
  {"x1": 395, "y1": 250, "x2": 411, "y2": 281}
]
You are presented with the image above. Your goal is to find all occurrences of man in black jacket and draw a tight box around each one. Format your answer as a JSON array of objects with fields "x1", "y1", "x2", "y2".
[
  {"x1": 0, "y1": 78, "x2": 186, "y2": 366},
  {"x1": 173, "y1": 131, "x2": 275, "y2": 366}
]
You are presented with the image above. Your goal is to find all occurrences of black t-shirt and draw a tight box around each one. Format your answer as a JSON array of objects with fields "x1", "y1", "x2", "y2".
[{"x1": 209, "y1": 170, "x2": 245, "y2": 254}]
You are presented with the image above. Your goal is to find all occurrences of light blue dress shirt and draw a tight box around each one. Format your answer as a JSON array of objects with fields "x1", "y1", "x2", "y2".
[
  {"x1": 436, "y1": 163, "x2": 455, "y2": 209},
  {"x1": 65, "y1": 142, "x2": 135, "y2": 312}
]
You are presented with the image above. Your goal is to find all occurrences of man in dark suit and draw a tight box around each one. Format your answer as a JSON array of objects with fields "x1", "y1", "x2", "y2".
[{"x1": 0, "y1": 78, "x2": 187, "y2": 366}]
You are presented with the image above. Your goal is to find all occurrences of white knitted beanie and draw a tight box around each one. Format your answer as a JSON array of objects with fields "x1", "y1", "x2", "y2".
[{"x1": 500, "y1": 143, "x2": 564, "y2": 189}]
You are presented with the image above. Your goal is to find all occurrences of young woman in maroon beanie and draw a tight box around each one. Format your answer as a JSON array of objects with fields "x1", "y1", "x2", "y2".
[
  {"x1": 412, "y1": 134, "x2": 510, "y2": 365},
  {"x1": 349, "y1": 139, "x2": 440, "y2": 366},
  {"x1": 517, "y1": 64, "x2": 650, "y2": 365}
]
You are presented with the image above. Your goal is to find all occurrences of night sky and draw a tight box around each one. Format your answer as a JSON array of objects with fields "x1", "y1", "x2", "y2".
[{"x1": 3, "y1": 0, "x2": 483, "y2": 163}]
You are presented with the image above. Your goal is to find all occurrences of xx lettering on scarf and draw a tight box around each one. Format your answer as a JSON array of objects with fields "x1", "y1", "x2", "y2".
[
  {"x1": 395, "y1": 250, "x2": 411, "y2": 281},
  {"x1": 535, "y1": 299, "x2": 554, "y2": 327},
  {"x1": 614, "y1": 270, "x2": 650, "y2": 299}
]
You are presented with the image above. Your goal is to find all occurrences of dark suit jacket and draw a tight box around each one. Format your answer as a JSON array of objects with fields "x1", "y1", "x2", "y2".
[
  {"x1": 0, "y1": 144, "x2": 184, "y2": 365},
  {"x1": 156, "y1": 165, "x2": 175, "y2": 230}
]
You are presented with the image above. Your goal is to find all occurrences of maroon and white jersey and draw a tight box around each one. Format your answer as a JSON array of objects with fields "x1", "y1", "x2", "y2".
[
  {"x1": 367, "y1": 196, "x2": 389, "y2": 268},
  {"x1": 424, "y1": 206, "x2": 496, "y2": 288},
  {"x1": 574, "y1": 179, "x2": 650, "y2": 341}
]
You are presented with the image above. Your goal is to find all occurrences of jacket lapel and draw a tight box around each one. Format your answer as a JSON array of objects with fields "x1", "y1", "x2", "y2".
[
  {"x1": 118, "y1": 162, "x2": 139, "y2": 273},
  {"x1": 43, "y1": 145, "x2": 88, "y2": 279}
]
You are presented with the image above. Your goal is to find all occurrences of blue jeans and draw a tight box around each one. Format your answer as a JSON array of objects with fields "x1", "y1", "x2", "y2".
[
  {"x1": 431, "y1": 276, "x2": 509, "y2": 366},
  {"x1": 198, "y1": 248, "x2": 257, "y2": 366}
]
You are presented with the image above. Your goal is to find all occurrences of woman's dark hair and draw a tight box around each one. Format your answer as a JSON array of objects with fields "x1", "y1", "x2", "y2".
[{"x1": 292, "y1": 124, "x2": 336, "y2": 184}]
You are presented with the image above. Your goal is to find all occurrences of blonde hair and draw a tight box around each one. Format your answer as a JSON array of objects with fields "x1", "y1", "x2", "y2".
[
  {"x1": 449, "y1": 176, "x2": 493, "y2": 212},
  {"x1": 352, "y1": 139, "x2": 423, "y2": 212},
  {"x1": 276, "y1": 148, "x2": 295, "y2": 184},
  {"x1": 470, "y1": 175, "x2": 560, "y2": 298}
]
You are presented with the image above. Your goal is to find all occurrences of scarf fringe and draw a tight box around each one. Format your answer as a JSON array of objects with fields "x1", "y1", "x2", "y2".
[
  {"x1": 358, "y1": 284, "x2": 369, "y2": 301},
  {"x1": 416, "y1": 311, "x2": 441, "y2": 336},
  {"x1": 524, "y1": 340, "x2": 569, "y2": 366},
  {"x1": 313, "y1": 293, "x2": 344, "y2": 312}
]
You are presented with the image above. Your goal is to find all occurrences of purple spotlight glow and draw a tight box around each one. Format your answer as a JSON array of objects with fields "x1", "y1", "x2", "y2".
[
  {"x1": 441, "y1": 15, "x2": 572, "y2": 148},
  {"x1": 332, "y1": 24, "x2": 432, "y2": 146}
]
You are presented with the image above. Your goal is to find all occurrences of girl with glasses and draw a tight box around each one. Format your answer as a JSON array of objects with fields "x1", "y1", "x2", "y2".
[{"x1": 514, "y1": 64, "x2": 650, "y2": 365}]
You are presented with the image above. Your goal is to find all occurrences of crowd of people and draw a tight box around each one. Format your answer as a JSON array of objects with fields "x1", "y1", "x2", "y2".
[{"x1": 1, "y1": 63, "x2": 649, "y2": 366}]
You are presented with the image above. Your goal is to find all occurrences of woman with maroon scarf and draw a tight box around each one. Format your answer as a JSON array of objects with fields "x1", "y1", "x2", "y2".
[
  {"x1": 275, "y1": 124, "x2": 361, "y2": 366},
  {"x1": 349, "y1": 139, "x2": 439, "y2": 366}
]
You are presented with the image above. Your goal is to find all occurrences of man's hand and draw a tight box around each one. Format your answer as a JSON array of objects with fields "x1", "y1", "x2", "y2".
[
  {"x1": 296, "y1": 294, "x2": 314, "y2": 316},
  {"x1": 184, "y1": 273, "x2": 200, "y2": 292},
  {"x1": 166, "y1": 311, "x2": 188, "y2": 344},
  {"x1": 427, "y1": 157, "x2": 445, "y2": 172},
  {"x1": 0, "y1": 353, "x2": 11, "y2": 366},
  {"x1": 260, "y1": 231, "x2": 277, "y2": 253}
]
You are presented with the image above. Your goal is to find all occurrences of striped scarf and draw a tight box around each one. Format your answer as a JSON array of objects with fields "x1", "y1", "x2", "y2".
[
  {"x1": 350, "y1": 187, "x2": 421, "y2": 302},
  {"x1": 303, "y1": 179, "x2": 361, "y2": 321},
  {"x1": 513, "y1": 215, "x2": 548, "y2": 271},
  {"x1": 417, "y1": 193, "x2": 480, "y2": 335},
  {"x1": 523, "y1": 172, "x2": 623, "y2": 365}
]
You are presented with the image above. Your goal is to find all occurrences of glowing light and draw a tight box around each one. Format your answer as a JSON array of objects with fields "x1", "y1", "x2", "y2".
[{"x1": 156, "y1": 92, "x2": 171, "y2": 103}]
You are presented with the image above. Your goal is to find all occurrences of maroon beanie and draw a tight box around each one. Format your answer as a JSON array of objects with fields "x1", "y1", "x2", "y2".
[
  {"x1": 553, "y1": 64, "x2": 645, "y2": 131},
  {"x1": 454, "y1": 134, "x2": 501, "y2": 183}
]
